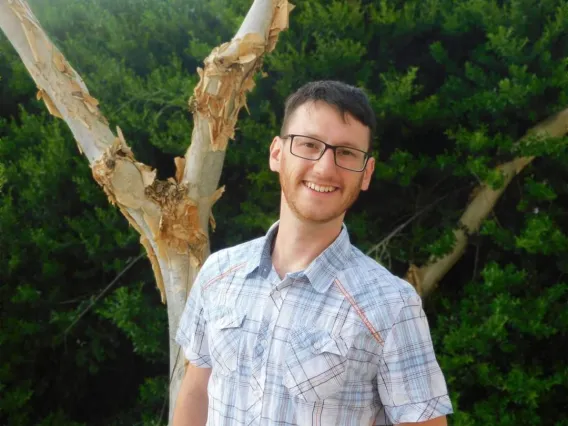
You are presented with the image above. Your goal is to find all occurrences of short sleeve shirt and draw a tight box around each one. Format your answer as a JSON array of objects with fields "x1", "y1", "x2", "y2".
[{"x1": 175, "y1": 222, "x2": 453, "y2": 425}]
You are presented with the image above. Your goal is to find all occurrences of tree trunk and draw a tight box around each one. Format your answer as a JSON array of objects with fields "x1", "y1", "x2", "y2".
[{"x1": 0, "y1": 0, "x2": 293, "y2": 422}]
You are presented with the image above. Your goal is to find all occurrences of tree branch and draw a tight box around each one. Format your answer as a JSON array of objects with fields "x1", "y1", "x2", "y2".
[
  {"x1": 0, "y1": 0, "x2": 113, "y2": 163},
  {"x1": 405, "y1": 108, "x2": 568, "y2": 297},
  {"x1": 180, "y1": 0, "x2": 294, "y2": 259},
  {"x1": 0, "y1": 0, "x2": 174, "y2": 302}
]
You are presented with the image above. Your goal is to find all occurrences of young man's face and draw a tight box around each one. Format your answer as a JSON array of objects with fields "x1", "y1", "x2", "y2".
[{"x1": 269, "y1": 101, "x2": 375, "y2": 225}]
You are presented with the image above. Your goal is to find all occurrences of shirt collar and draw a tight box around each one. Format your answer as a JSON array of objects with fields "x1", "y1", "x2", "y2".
[
  {"x1": 243, "y1": 221, "x2": 279, "y2": 278},
  {"x1": 244, "y1": 221, "x2": 352, "y2": 293},
  {"x1": 303, "y1": 225, "x2": 351, "y2": 293}
]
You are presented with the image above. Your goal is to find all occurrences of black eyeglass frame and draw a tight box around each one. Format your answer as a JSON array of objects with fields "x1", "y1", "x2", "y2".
[{"x1": 282, "y1": 134, "x2": 371, "y2": 172}]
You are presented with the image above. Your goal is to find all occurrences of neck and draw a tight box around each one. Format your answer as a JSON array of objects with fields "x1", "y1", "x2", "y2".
[{"x1": 272, "y1": 201, "x2": 344, "y2": 279}]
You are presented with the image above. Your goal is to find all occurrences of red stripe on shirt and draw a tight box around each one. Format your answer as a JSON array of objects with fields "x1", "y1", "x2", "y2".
[
  {"x1": 202, "y1": 262, "x2": 247, "y2": 291},
  {"x1": 333, "y1": 279, "x2": 384, "y2": 345}
]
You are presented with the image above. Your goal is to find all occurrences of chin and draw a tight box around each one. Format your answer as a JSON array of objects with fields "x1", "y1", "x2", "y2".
[
  {"x1": 296, "y1": 207, "x2": 344, "y2": 224},
  {"x1": 305, "y1": 216, "x2": 341, "y2": 225}
]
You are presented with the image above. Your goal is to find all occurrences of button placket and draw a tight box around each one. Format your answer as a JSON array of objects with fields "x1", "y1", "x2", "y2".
[{"x1": 250, "y1": 276, "x2": 291, "y2": 420}]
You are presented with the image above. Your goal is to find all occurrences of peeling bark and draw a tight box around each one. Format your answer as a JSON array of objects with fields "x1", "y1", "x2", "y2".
[
  {"x1": 0, "y1": 0, "x2": 293, "y2": 422},
  {"x1": 0, "y1": 0, "x2": 111, "y2": 162},
  {"x1": 405, "y1": 108, "x2": 568, "y2": 297}
]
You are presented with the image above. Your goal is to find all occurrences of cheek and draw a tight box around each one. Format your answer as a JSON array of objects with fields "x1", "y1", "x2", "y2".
[
  {"x1": 282, "y1": 157, "x2": 306, "y2": 179},
  {"x1": 342, "y1": 173, "x2": 365, "y2": 193},
  {"x1": 339, "y1": 171, "x2": 357, "y2": 187}
]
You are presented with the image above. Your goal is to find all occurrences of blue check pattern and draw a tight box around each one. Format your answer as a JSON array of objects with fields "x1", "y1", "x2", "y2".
[{"x1": 176, "y1": 222, "x2": 453, "y2": 425}]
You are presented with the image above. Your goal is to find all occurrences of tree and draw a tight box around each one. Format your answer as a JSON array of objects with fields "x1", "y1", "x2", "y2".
[{"x1": 0, "y1": 0, "x2": 293, "y2": 422}]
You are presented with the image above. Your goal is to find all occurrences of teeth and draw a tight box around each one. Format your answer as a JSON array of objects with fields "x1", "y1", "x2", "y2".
[{"x1": 305, "y1": 181, "x2": 336, "y2": 193}]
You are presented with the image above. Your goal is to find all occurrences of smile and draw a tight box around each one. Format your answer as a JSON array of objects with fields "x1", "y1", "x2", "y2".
[{"x1": 303, "y1": 181, "x2": 338, "y2": 193}]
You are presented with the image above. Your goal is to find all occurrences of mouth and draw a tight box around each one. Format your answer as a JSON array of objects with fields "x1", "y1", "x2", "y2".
[{"x1": 303, "y1": 181, "x2": 339, "y2": 193}]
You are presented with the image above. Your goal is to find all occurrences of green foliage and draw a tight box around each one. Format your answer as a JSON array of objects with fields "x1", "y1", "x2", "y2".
[
  {"x1": 0, "y1": 103, "x2": 163, "y2": 424},
  {"x1": 436, "y1": 262, "x2": 568, "y2": 425},
  {"x1": 96, "y1": 283, "x2": 168, "y2": 358},
  {"x1": 2, "y1": 0, "x2": 568, "y2": 424},
  {"x1": 516, "y1": 214, "x2": 568, "y2": 254}
]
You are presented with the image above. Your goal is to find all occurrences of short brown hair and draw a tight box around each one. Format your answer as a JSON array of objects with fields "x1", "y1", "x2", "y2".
[{"x1": 280, "y1": 80, "x2": 376, "y2": 150}]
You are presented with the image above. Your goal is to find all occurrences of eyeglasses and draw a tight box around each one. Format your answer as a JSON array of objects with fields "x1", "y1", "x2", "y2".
[{"x1": 282, "y1": 134, "x2": 370, "y2": 172}]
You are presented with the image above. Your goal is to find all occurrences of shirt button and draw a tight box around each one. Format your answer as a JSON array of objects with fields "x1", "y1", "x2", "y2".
[
  {"x1": 273, "y1": 290, "x2": 280, "y2": 299},
  {"x1": 255, "y1": 345, "x2": 264, "y2": 356},
  {"x1": 254, "y1": 389, "x2": 262, "y2": 398}
]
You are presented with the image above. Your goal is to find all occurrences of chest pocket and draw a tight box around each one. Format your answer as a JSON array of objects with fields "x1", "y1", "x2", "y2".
[
  {"x1": 205, "y1": 306, "x2": 246, "y2": 377},
  {"x1": 283, "y1": 327, "x2": 353, "y2": 402}
]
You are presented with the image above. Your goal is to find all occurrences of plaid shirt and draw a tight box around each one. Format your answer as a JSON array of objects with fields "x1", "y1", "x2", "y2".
[{"x1": 176, "y1": 222, "x2": 452, "y2": 425}]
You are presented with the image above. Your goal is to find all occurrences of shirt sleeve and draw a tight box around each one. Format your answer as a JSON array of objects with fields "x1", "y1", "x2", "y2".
[
  {"x1": 175, "y1": 266, "x2": 212, "y2": 368},
  {"x1": 376, "y1": 293, "x2": 453, "y2": 424}
]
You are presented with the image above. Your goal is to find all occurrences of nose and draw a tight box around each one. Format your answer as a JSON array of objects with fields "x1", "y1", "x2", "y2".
[{"x1": 313, "y1": 147, "x2": 336, "y2": 175}]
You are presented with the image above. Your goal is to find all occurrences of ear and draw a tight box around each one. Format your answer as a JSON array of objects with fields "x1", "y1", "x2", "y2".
[
  {"x1": 269, "y1": 136, "x2": 283, "y2": 173},
  {"x1": 360, "y1": 156, "x2": 375, "y2": 191}
]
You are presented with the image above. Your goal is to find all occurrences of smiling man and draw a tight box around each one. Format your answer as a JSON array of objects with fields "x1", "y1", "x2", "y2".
[{"x1": 173, "y1": 81, "x2": 453, "y2": 426}]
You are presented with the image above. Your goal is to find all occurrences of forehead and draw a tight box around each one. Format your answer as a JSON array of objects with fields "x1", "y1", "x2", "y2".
[{"x1": 286, "y1": 101, "x2": 369, "y2": 148}]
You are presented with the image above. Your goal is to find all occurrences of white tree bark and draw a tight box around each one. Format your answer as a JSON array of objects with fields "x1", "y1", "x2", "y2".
[
  {"x1": 0, "y1": 0, "x2": 293, "y2": 422},
  {"x1": 405, "y1": 108, "x2": 568, "y2": 297}
]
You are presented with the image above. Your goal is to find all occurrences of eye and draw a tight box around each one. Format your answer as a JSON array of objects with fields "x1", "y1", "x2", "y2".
[
  {"x1": 337, "y1": 148, "x2": 356, "y2": 157},
  {"x1": 300, "y1": 141, "x2": 320, "y2": 150}
]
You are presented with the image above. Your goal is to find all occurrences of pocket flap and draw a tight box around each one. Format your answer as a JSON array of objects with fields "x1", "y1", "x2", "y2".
[
  {"x1": 215, "y1": 311, "x2": 245, "y2": 330},
  {"x1": 205, "y1": 306, "x2": 246, "y2": 330},
  {"x1": 289, "y1": 327, "x2": 350, "y2": 357}
]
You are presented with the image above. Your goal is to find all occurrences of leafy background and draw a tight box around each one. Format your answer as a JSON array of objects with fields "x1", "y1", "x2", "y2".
[{"x1": 1, "y1": 0, "x2": 567, "y2": 424}]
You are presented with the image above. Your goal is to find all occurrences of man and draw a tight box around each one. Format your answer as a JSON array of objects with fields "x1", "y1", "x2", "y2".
[{"x1": 173, "y1": 81, "x2": 453, "y2": 425}]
